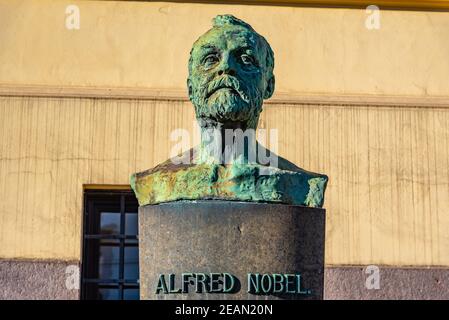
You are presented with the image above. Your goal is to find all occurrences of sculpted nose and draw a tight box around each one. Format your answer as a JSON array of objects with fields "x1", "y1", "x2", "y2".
[
  {"x1": 217, "y1": 53, "x2": 236, "y2": 77},
  {"x1": 218, "y1": 69, "x2": 236, "y2": 76}
]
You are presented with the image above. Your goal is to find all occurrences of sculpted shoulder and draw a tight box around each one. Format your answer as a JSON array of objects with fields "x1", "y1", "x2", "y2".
[{"x1": 131, "y1": 147, "x2": 328, "y2": 208}]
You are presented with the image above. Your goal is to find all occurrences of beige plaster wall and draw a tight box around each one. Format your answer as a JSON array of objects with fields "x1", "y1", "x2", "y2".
[
  {"x1": 0, "y1": 0, "x2": 448, "y2": 266},
  {"x1": 0, "y1": 0, "x2": 449, "y2": 97},
  {"x1": 1, "y1": 96, "x2": 448, "y2": 266}
]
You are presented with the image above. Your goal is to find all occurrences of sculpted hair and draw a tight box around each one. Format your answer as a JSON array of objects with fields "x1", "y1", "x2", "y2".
[{"x1": 188, "y1": 14, "x2": 275, "y2": 84}]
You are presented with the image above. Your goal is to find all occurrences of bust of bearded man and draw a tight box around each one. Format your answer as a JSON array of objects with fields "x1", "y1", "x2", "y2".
[{"x1": 131, "y1": 15, "x2": 328, "y2": 208}]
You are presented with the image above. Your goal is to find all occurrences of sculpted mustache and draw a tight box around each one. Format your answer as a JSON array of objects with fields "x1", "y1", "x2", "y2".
[{"x1": 204, "y1": 76, "x2": 250, "y2": 103}]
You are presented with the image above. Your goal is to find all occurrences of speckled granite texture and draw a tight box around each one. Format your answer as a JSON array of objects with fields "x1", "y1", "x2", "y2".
[
  {"x1": 324, "y1": 266, "x2": 449, "y2": 300},
  {"x1": 139, "y1": 201, "x2": 325, "y2": 300},
  {"x1": 0, "y1": 259, "x2": 79, "y2": 300}
]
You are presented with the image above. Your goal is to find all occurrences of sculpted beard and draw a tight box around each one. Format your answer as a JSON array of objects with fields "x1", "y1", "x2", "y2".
[{"x1": 191, "y1": 74, "x2": 263, "y2": 128}]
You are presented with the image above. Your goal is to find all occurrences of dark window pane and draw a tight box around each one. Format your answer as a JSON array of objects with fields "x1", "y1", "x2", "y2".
[
  {"x1": 124, "y1": 246, "x2": 139, "y2": 279},
  {"x1": 98, "y1": 288, "x2": 120, "y2": 300},
  {"x1": 125, "y1": 213, "x2": 138, "y2": 235},
  {"x1": 99, "y1": 246, "x2": 120, "y2": 279},
  {"x1": 125, "y1": 195, "x2": 138, "y2": 212},
  {"x1": 124, "y1": 288, "x2": 139, "y2": 300},
  {"x1": 100, "y1": 212, "x2": 120, "y2": 234}
]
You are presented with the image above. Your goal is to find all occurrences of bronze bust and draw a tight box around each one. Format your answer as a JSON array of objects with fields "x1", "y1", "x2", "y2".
[{"x1": 131, "y1": 15, "x2": 328, "y2": 208}]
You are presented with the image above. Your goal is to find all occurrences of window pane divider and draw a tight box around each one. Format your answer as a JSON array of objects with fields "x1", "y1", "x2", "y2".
[
  {"x1": 84, "y1": 234, "x2": 138, "y2": 240},
  {"x1": 83, "y1": 278, "x2": 139, "y2": 285}
]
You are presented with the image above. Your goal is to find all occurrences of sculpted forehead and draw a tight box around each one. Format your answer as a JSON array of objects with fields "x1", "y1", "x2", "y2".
[{"x1": 191, "y1": 26, "x2": 267, "y2": 63}]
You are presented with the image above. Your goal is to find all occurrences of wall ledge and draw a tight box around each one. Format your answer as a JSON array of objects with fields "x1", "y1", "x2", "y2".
[{"x1": 1, "y1": 83, "x2": 448, "y2": 108}]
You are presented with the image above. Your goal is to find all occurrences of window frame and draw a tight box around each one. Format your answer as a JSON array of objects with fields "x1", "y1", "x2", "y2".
[{"x1": 81, "y1": 189, "x2": 139, "y2": 300}]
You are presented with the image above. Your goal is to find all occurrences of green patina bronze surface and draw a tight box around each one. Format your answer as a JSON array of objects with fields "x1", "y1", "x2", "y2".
[
  {"x1": 131, "y1": 15, "x2": 328, "y2": 208},
  {"x1": 131, "y1": 147, "x2": 327, "y2": 207}
]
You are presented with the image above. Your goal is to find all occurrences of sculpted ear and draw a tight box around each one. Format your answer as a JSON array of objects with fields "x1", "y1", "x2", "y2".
[
  {"x1": 263, "y1": 75, "x2": 275, "y2": 100},
  {"x1": 187, "y1": 78, "x2": 194, "y2": 101}
]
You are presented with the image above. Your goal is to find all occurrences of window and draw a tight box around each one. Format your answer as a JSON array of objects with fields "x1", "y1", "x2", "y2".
[{"x1": 81, "y1": 190, "x2": 139, "y2": 300}]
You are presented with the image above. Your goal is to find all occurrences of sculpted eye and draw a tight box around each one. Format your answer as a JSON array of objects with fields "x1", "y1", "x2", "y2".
[
  {"x1": 203, "y1": 54, "x2": 219, "y2": 65},
  {"x1": 240, "y1": 54, "x2": 255, "y2": 65}
]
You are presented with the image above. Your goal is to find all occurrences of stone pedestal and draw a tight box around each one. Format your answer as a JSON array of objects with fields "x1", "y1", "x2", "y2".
[{"x1": 139, "y1": 200, "x2": 325, "y2": 300}]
